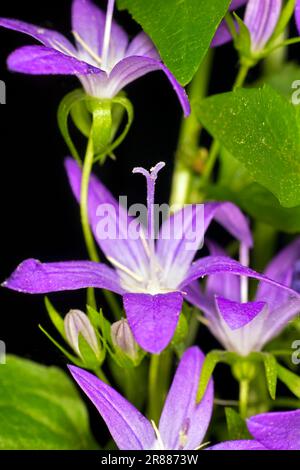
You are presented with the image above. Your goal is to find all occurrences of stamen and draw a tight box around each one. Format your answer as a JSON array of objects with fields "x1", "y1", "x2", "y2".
[
  {"x1": 51, "y1": 39, "x2": 77, "y2": 58},
  {"x1": 102, "y1": 0, "x2": 115, "y2": 70},
  {"x1": 106, "y1": 256, "x2": 144, "y2": 283},
  {"x1": 72, "y1": 31, "x2": 102, "y2": 66},
  {"x1": 151, "y1": 420, "x2": 165, "y2": 450},
  {"x1": 239, "y1": 243, "x2": 249, "y2": 303}
]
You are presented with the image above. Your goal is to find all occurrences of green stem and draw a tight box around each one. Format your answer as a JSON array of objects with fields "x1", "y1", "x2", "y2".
[
  {"x1": 252, "y1": 222, "x2": 277, "y2": 272},
  {"x1": 147, "y1": 351, "x2": 173, "y2": 423},
  {"x1": 94, "y1": 367, "x2": 110, "y2": 385},
  {"x1": 239, "y1": 379, "x2": 249, "y2": 418},
  {"x1": 170, "y1": 50, "x2": 213, "y2": 206},
  {"x1": 80, "y1": 139, "x2": 120, "y2": 318},
  {"x1": 233, "y1": 64, "x2": 250, "y2": 90}
]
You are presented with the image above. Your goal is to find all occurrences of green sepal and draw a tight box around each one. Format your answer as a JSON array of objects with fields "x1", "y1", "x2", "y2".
[
  {"x1": 232, "y1": 13, "x2": 253, "y2": 65},
  {"x1": 78, "y1": 333, "x2": 102, "y2": 369},
  {"x1": 44, "y1": 297, "x2": 66, "y2": 341},
  {"x1": 57, "y1": 88, "x2": 87, "y2": 164},
  {"x1": 170, "y1": 311, "x2": 189, "y2": 356},
  {"x1": 196, "y1": 350, "x2": 238, "y2": 402},
  {"x1": 225, "y1": 407, "x2": 252, "y2": 440},
  {"x1": 262, "y1": 353, "x2": 278, "y2": 400},
  {"x1": 70, "y1": 100, "x2": 92, "y2": 138},
  {"x1": 86, "y1": 97, "x2": 113, "y2": 158},
  {"x1": 39, "y1": 325, "x2": 82, "y2": 367},
  {"x1": 93, "y1": 96, "x2": 134, "y2": 163},
  {"x1": 270, "y1": 0, "x2": 296, "y2": 41},
  {"x1": 277, "y1": 363, "x2": 300, "y2": 398}
]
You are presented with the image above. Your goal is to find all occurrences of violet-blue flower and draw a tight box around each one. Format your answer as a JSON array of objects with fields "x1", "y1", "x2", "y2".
[
  {"x1": 212, "y1": 0, "x2": 282, "y2": 52},
  {"x1": 3, "y1": 160, "x2": 299, "y2": 354},
  {"x1": 69, "y1": 346, "x2": 214, "y2": 450},
  {"x1": 186, "y1": 238, "x2": 300, "y2": 356},
  {"x1": 210, "y1": 409, "x2": 300, "y2": 450},
  {"x1": 0, "y1": 0, "x2": 190, "y2": 116}
]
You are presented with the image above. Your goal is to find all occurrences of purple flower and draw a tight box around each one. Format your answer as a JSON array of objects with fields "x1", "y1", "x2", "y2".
[
  {"x1": 3, "y1": 160, "x2": 298, "y2": 354},
  {"x1": 210, "y1": 410, "x2": 300, "y2": 450},
  {"x1": 186, "y1": 238, "x2": 300, "y2": 356},
  {"x1": 295, "y1": 0, "x2": 300, "y2": 34},
  {"x1": 69, "y1": 346, "x2": 214, "y2": 450},
  {"x1": 212, "y1": 0, "x2": 282, "y2": 52},
  {"x1": 0, "y1": 0, "x2": 190, "y2": 116}
]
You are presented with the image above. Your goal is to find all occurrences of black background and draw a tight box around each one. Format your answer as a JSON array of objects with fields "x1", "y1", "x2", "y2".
[{"x1": 0, "y1": 0, "x2": 299, "y2": 447}]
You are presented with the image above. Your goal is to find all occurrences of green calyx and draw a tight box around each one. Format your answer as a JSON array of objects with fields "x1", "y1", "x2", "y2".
[{"x1": 57, "y1": 89, "x2": 134, "y2": 165}]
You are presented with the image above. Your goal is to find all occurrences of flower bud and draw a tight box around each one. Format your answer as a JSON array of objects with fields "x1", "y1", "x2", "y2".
[
  {"x1": 64, "y1": 309, "x2": 100, "y2": 359},
  {"x1": 111, "y1": 319, "x2": 138, "y2": 360}
]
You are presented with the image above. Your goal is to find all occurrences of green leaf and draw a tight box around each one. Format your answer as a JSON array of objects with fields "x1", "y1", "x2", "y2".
[
  {"x1": 277, "y1": 364, "x2": 300, "y2": 398},
  {"x1": 0, "y1": 356, "x2": 98, "y2": 449},
  {"x1": 262, "y1": 353, "x2": 278, "y2": 400},
  {"x1": 44, "y1": 297, "x2": 66, "y2": 340},
  {"x1": 225, "y1": 408, "x2": 251, "y2": 440},
  {"x1": 260, "y1": 62, "x2": 300, "y2": 100},
  {"x1": 117, "y1": 0, "x2": 231, "y2": 85},
  {"x1": 197, "y1": 85, "x2": 300, "y2": 207}
]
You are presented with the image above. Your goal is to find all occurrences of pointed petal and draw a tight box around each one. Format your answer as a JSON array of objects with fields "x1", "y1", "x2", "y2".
[
  {"x1": 108, "y1": 56, "x2": 190, "y2": 117},
  {"x1": 181, "y1": 256, "x2": 300, "y2": 304},
  {"x1": 72, "y1": 0, "x2": 105, "y2": 56},
  {"x1": 204, "y1": 202, "x2": 253, "y2": 248},
  {"x1": 256, "y1": 238, "x2": 300, "y2": 309},
  {"x1": 123, "y1": 292, "x2": 183, "y2": 354},
  {"x1": 2, "y1": 259, "x2": 124, "y2": 294},
  {"x1": 0, "y1": 17, "x2": 76, "y2": 52},
  {"x1": 159, "y1": 347, "x2": 213, "y2": 450},
  {"x1": 208, "y1": 440, "x2": 266, "y2": 450},
  {"x1": 69, "y1": 366, "x2": 155, "y2": 450},
  {"x1": 65, "y1": 158, "x2": 149, "y2": 282},
  {"x1": 7, "y1": 46, "x2": 101, "y2": 75},
  {"x1": 244, "y1": 0, "x2": 282, "y2": 51},
  {"x1": 260, "y1": 297, "x2": 300, "y2": 347},
  {"x1": 206, "y1": 241, "x2": 241, "y2": 302},
  {"x1": 247, "y1": 410, "x2": 300, "y2": 450},
  {"x1": 211, "y1": 20, "x2": 233, "y2": 47},
  {"x1": 156, "y1": 205, "x2": 204, "y2": 288},
  {"x1": 216, "y1": 296, "x2": 266, "y2": 330},
  {"x1": 126, "y1": 32, "x2": 160, "y2": 60}
]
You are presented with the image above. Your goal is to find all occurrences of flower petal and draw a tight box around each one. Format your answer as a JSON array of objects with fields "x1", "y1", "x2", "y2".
[
  {"x1": 230, "y1": 0, "x2": 248, "y2": 9},
  {"x1": 156, "y1": 205, "x2": 204, "y2": 289},
  {"x1": 216, "y1": 296, "x2": 266, "y2": 330},
  {"x1": 256, "y1": 238, "x2": 300, "y2": 310},
  {"x1": 126, "y1": 32, "x2": 160, "y2": 60},
  {"x1": 123, "y1": 292, "x2": 183, "y2": 354},
  {"x1": 206, "y1": 241, "x2": 241, "y2": 302},
  {"x1": 0, "y1": 17, "x2": 76, "y2": 52},
  {"x1": 181, "y1": 255, "x2": 300, "y2": 303},
  {"x1": 204, "y1": 202, "x2": 253, "y2": 248},
  {"x1": 108, "y1": 56, "x2": 190, "y2": 117},
  {"x1": 247, "y1": 410, "x2": 300, "y2": 450},
  {"x1": 159, "y1": 347, "x2": 213, "y2": 450},
  {"x1": 69, "y1": 366, "x2": 155, "y2": 450},
  {"x1": 156, "y1": 202, "x2": 251, "y2": 291},
  {"x1": 7, "y1": 45, "x2": 101, "y2": 75},
  {"x1": 2, "y1": 259, "x2": 124, "y2": 294},
  {"x1": 244, "y1": 0, "x2": 282, "y2": 51},
  {"x1": 208, "y1": 440, "x2": 266, "y2": 450},
  {"x1": 65, "y1": 158, "x2": 149, "y2": 283},
  {"x1": 72, "y1": 0, "x2": 105, "y2": 56},
  {"x1": 260, "y1": 297, "x2": 300, "y2": 347}
]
